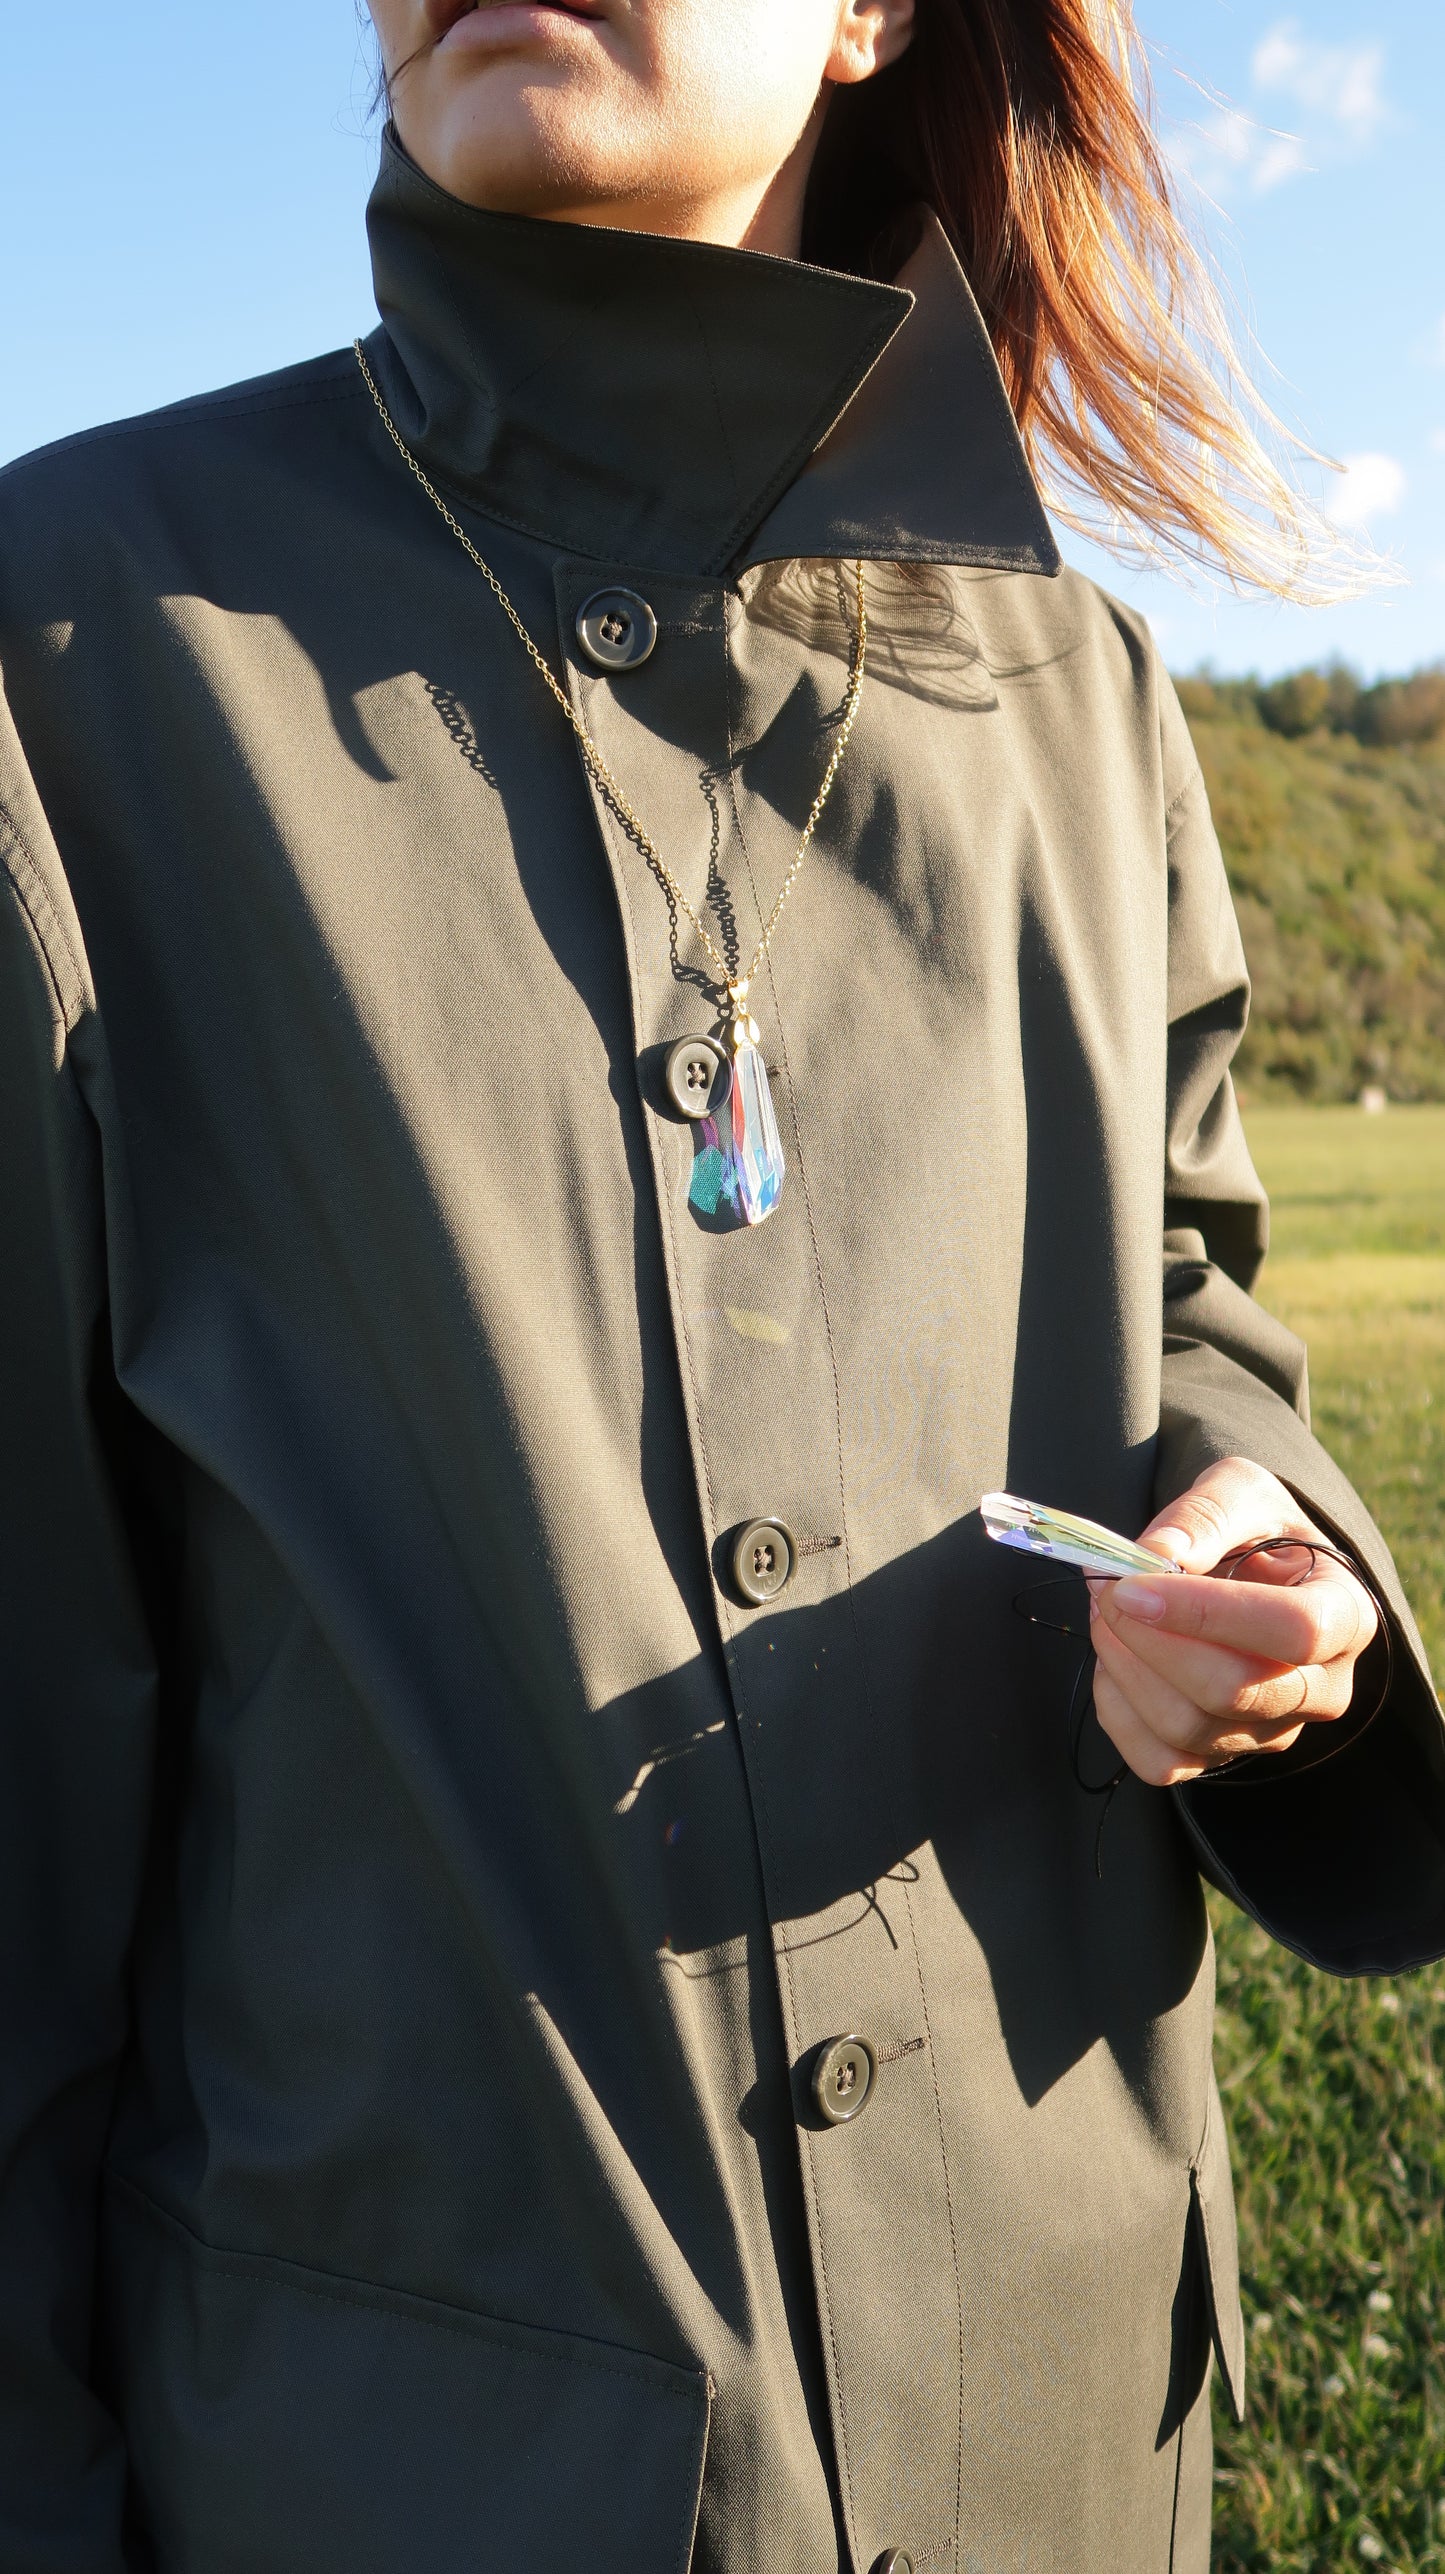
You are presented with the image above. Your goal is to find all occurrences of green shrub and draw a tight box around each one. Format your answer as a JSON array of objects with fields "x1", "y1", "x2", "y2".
[{"x1": 1176, "y1": 683, "x2": 1445, "y2": 1101}]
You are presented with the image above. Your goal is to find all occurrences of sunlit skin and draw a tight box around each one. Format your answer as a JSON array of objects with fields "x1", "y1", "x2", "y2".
[
  {"x1": 1090, "y1": 1457, "x2": 1377, "y2": 1787},
  {"x1": 365, "y1": 0, "x2": 916, "y2": 256},
  {"x1": 362, "y1": 0, "x2": 1382, "y2": 1781}
]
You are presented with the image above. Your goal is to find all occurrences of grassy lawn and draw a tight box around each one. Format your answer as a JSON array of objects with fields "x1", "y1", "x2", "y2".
[{"x1": 1209, "y1": 1105, "x2": 1445, "y2": 2570}]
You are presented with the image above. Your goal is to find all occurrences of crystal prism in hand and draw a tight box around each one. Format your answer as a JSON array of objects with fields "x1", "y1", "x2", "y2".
[{"x1": 727, "y1": 1040, "x2": 785, "y2": 1225}]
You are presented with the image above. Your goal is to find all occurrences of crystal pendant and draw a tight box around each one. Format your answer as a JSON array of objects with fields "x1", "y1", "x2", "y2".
[{"x1": 727, "y1": 1039, "x2": 785, "y2": 1225}]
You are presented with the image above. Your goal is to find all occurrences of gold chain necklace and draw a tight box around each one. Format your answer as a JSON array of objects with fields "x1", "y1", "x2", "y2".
[{"x1": 353, "y1": 338, "x2": 868, "y2": 1225}]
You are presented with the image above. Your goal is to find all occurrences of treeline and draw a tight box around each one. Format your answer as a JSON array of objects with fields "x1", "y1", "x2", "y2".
[
  {"x1": 1179, "y1": 662, "x2": 1445, "y2": 749},
  {"x1": 1177, "y1": 664, "x2": 1445, "y2": 1103}
]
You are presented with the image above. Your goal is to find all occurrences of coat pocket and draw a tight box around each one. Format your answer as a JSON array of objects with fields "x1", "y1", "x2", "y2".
[
  {"x1": 1189, "y1": 2077, "x2": 1246, "y2": 2423},
  {"x1": 102, "y1": 2182, "x2": 711, "y2": 2574}
]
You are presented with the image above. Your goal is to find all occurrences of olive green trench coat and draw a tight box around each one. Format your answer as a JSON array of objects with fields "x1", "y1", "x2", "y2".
[{"x1": 3, "y1": 129, "x2": 1444, "y2": 2574}]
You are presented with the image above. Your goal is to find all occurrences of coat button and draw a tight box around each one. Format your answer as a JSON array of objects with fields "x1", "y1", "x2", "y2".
[
  {"x1": 664, "y1": 1034, "x2": 732, "y2": 1121},
  {"x1": 872, "y1": 2556, "x2": 913, "y2": 2574},
  {"x1": 813, "y1": 2034, "x2": 877, "y2": 2126},
  {"x1": 732, "y1": 1518, "x2": 796, "y2": 1607},
  {"x1": 575, "y1": 588, "x2": 658, "y2": 671}
]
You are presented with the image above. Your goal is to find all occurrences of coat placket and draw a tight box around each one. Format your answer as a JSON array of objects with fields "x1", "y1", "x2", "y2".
[{"x1": 555, "y1": 559, "x2": 965, "y2": 2567}]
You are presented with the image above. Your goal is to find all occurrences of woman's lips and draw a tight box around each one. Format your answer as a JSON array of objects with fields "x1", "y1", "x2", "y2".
[{"x1": 428, "y1": 0, "x2": 604, "y2": 44}]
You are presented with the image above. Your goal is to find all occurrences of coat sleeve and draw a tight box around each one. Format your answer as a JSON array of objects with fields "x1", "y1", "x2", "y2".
[
  {"x1": 1153, "y1": 672, "x2": 1445, "y2": 1976},
  {"x1": 0, "y1": 743, "x2": 157, "y2": 2572}
]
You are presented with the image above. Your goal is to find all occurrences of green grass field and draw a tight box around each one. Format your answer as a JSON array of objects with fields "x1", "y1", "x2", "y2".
[{"x1": 1210, "y1": 1105, "x2": 1445, "y2": 2569}]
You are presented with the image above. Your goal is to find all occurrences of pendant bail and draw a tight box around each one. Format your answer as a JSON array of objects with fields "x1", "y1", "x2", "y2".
[{"x1": 726, "y1": 980, "x2": 760, "y2": 1052}]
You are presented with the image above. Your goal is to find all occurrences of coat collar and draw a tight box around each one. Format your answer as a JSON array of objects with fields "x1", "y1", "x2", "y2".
[{"x1": 365, "y1": 126, "x2": 1059, "y2": 582}]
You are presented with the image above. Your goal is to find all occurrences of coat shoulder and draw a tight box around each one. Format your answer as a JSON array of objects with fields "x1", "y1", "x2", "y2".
[
  {"x1": 957, "y1": 558, "x2": 1200, "y2": 810},
  {"x1": 0, "y1": 349, "x2": 365, "y2": 494},
  {"x1": 957, "y1": 557, "x2": 1162, "y2": 682},
  {"x1": 0, "y1": 351, "x2": 372, "y2": 605}
]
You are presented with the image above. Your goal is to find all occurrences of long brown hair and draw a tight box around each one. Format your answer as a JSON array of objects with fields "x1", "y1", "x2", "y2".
[{"x1": 804, "y1": 0, "x2": 1351, "y2": 596}]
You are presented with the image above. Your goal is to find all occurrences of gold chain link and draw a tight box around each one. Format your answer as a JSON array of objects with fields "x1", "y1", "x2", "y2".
[{"x1": 353, "y1": 340, "x2": 866, "y2": 1014}]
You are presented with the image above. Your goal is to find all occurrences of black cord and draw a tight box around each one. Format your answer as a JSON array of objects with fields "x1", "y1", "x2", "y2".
[{"x1": 1011, "y1": 1538, "x2": 1394, "y2": 1877}]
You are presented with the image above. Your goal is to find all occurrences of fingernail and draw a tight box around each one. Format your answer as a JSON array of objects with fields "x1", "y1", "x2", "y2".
[{"x1": 1113, "y1": 1580, "x2": 1168, "y2": 1623}]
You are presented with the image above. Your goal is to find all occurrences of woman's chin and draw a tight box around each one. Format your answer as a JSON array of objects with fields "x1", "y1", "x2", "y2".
[{"x1": 395, "y1": 84, "x2": 630, "y2": 220}]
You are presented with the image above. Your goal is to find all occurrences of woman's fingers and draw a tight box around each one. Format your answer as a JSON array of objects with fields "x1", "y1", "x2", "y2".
[
  {"x1": 1090, "y1": 1648, "x2": 1306, "y2": 1788},
  {"x1": 1089, "y1": 1606, "x2": 1312, "y2": 1782},
  {"x1": 1084, "y1": 1454, "x2": 1381, "y2": 1786},
  {"x1": 1091, "y1": 1660, "x2": 1214, "y2": 1789},
  {"x1": 1098, "y1": 1559, "x2": 1375, "y2": 1676}
]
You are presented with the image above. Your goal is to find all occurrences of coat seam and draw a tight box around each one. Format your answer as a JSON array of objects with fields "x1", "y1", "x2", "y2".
[
  {"x1": 109, "y1": 2175, "x2": 703, "y2": 2402},
  {"x1": 0, "y1": 370, "x2": 364, "y2": 480},
  {"x1": 1164, "y1": 770, "x2": 1203, "y2": 836},
  {"x1": 0, "y1": 797, "x2": 86, "y2": 1025},
  {"x1": 1165, "y1": 2212, "x2": 1200, "y2": 2572}
]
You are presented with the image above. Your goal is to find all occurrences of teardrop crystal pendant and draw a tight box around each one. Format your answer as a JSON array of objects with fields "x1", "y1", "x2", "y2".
[{"x1": 727, "y1": 1039, "x2": 785, "y2": 1225}]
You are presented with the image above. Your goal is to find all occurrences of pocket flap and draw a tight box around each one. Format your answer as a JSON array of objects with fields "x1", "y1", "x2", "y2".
[
  {"x1": 1190, "y1": 2079, "x2": 1246, "y2": 2424},
  {"x1": 105, "y1": 2185, "x2": 711, "y2": 2574}
]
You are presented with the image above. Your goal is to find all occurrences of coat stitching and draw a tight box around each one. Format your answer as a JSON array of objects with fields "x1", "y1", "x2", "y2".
[
  {"x1": 714, "y1": 591, "x2": 864, "y2": 2549},
  {"x1": 0, "y1": 370, "x2": 363, "y2": 481},
  {"x1": 723, "y1": 598, "x2": 968, "y2": 2558},
  {"x1": 0, "y1": 799, "x2": 86, "y2": 1025},
  {"x1": 723, "y1": 584, "x2": 969, "y2": 2561},
  {"x1": 556, "y1": 634, "x2": 723, "y2": 2574},
  {"x1": 110, "y1": 2176, "x2": 704, "y2": 2402}
]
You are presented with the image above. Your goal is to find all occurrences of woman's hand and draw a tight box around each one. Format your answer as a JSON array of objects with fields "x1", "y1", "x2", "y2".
[{"x1": 1088, "y1": 1456, "x2": 1379, "y2": 1788}]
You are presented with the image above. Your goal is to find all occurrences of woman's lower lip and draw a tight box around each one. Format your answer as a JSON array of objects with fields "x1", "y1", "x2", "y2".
[{"x1": 437, "y1": 3, "x2": 602, "y2": 49}]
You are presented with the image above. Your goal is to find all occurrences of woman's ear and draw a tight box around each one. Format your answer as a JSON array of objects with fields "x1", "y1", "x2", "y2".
[{"x1": 827, "y1": 0, "x2": 917, "y2": 87}]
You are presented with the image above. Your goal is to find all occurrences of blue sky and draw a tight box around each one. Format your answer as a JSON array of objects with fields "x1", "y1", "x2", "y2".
[{"x1": 2, "y1": 0, "x2": 1440, "y2": 677}]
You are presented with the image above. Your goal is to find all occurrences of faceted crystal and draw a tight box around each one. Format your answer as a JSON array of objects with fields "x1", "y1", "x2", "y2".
[
  {"x1": 726, "y1": 1040, "x2": 785, "y2": 1225},
  {"x1": 687, "y1": 1114, "x2": 737, "y2": 1220}
]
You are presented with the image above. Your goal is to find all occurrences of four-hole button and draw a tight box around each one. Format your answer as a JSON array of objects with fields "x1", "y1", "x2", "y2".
[
  {"x1": 575, "y1": 587, "x2": 658, "y2": 671},
  {"x1": 664, "y1": 1034, "x2": 732, "y2": 1121},
  {"x1": 731, "y1": 1517, "x2": 796, "y2": 1607},
  {"x1": 813, "y1": 2034, "x2": 877, "y2": 2127}
]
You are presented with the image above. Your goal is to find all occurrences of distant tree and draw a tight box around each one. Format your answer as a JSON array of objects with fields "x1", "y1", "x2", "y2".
[
  {"x1": 1355, "y1": 666, "x2": 1445, "y2": 748},
  {"x1": 1177, "y1": 659, "x2": 1445, "y2": 755},
  {"x1": 1175, "y1": 671, "x2": 1264, "y2": 723},
  {"x1": 1322, "y1": 661, "x2": 1362, "y2": 733},
  {"x1": 1258, "y1": 668, "x2": 1332, "y2": 737}
]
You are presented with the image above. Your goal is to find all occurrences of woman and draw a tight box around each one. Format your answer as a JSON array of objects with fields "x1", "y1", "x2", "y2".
[{"x1": 2, "y1": 4, "x2": 1442, "y2": 2569}]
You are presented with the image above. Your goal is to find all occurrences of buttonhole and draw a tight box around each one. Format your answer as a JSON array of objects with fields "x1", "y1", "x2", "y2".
[
  {"x1": 874, "y1": 2036, "x2": 927, "y2": 2066},
  {"x1": 797, "y1": 1535, "x2": 843, "y2": 1558}
]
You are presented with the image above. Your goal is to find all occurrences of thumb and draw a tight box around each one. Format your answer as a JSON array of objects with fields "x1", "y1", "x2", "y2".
[{"x1": 1140, "y1": 1456, "x2": 1301, "y2": 1576}]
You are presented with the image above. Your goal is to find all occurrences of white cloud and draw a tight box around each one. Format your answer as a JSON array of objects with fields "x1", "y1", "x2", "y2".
[
  {"x1": 1326, "y1": 452, "x2": 1407, "y2": 529},
  {"x1": 1251, "y1": 23, "x2": 1388, "y2": 145},
  {"x1": 1173, "y1": 18, "x2": 1391, "y2": 199},
  {"x1": 1174, "y1": 105, "x2": 1308, "y2": 197}
]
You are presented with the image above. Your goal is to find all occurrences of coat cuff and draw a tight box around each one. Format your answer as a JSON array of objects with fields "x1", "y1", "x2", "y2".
[{"x1": 1158, "y1": 1338, "x2": 1445, "y2": 1976}]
